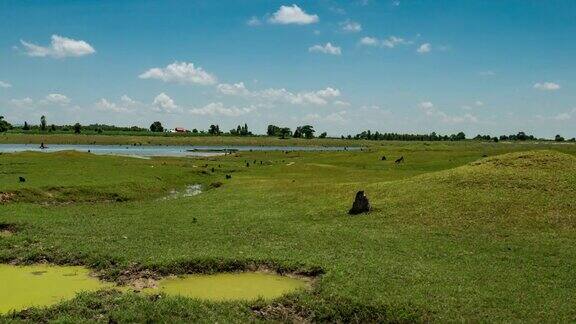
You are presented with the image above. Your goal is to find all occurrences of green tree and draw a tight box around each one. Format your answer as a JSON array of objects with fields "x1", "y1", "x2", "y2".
[
  {"x1": 150, "y1": 121, "x2": 164, "y2": 132},
  {"x1": 73, "y1": 122, "x2": 82, "y2": 134},
  {"x1": 0, "y1": 116, "x2": 12, "y2": 132},
  {"x1": 208, "y1": 124, "x2": 220, "y2": 135},
  {"x1": 319, "y1": 132, "x2": 327, "y2": 138},
  {"x1": 279, "y1": 127, "x2": 291, "y2": 139},
  {"x1": 555, "y1": 134, "x2": 565, "y2": 142},
  {"x1": 300, "y1": 125, "x2": 315, "y2": 139},
  {"x1": 23, "y1": 121, "x2": 30, "y2": 131},
  {"x1": 40, "y1": 115, "x2": 47, "y2": 131}
]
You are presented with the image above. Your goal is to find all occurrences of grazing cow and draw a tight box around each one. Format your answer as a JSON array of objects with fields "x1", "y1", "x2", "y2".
[
  {"x1": 381, "y1": 156, "x2": 386, "y2": 161},
  {"x1": 395, "y1": 156, "x2": 404, "y2": 164},
  {"x1": 19, "y1": 177, "x2": 26, "y2": 182},
  {"x1": 211, "y1": 167, "x2": 215, "y2": 173},
  {"x1": 246, "y1": 162, "x2": 250, "y2": 167},
  {"x1": 225, "y1": 174, "x2": 232, "y2": 179}
]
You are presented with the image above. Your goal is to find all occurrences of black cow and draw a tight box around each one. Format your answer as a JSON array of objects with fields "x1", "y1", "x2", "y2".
[
  {"x1": 19, "y1": 176, "x2": 26, "y2": 182},
  {"x1": 394, "y1": 156, "x2": 404, "y2": 164}
]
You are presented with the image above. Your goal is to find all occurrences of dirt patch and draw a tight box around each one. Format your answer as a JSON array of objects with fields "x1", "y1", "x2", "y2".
[
  {"x1": 0, "y1": 192, "x2": 16, "y2": 204},
  {"x1": 252, "y1": 302, "x2": 310, "y2": 323}
]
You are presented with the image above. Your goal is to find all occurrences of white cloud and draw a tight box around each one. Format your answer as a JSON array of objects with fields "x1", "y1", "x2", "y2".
[
  {"x1": 334, "y1": 100, "x2": 351, "y2": 107},
  {"x1": 139, "y1": 61, "x2": 217, "y2": 85},
  {"x1": 247, "y1": 16, "x2": 262, "y2": 26},
  {"x1": 120, "y1": 95, "x2": 137, "y2": 105},
  {"x1": 152, "y1": 93, "x2": 181, "y2": 113},
  {"x1": 216, "y1": 82, "x2": 250, "y2": 95},
  {"x1": 359, "y1": 36, "x2": 411, "y2": 48},
  {"x1": 217, "y1": 83, "x2": 342, "y2": 106},
  {"x1": 341, "y1": 20, "x2": 362, "y2": 33},
  {"x1": 382, "y1": 36, "x2": 410, "y2": 48},
  {"x1": 309, "y1": 42, "x2": 342, "y2": 55},
  {"x1": 533, "y1": 82, "x2": 560, "y2": 91},
  {"x1": 419, "y1": 101, "x2": 434, "y2": 112},
  {"x1": 95, "y1": 95, "x2": 138, "y2": 113},
  {"x1": 417, "y1": 43, "x2": 431, "y2": 54},
  {"x1": 45, "y1": 93, "x2": 70, "y2": 105},
  {"x1": 359, "y1": 36, "x2": 378, "y2": 46},
  {"x1": 189, "y1": 102, "x2": 255, "y2": 117},
  {"x1": 0, "y1": 81, "x2": 12, "y2": 88},
  {"x1": 475, "y1": 100, "x2": 484, "y2": 107},
  {"x1": 20, "y1": 35, "x2": 95, "y2": 58},
  {"x1": 392, "y1": 1, "x2": 401, "y2": 6},
  {"x1": 268, "y1": 5, "x2": 319, "y2": 25}
]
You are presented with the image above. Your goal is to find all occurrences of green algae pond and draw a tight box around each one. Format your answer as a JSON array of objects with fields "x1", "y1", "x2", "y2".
[
  {"x1": 0, "y1": 264, "x2": 309, "y2": 314},
  {"x1": 142, "y1": 272, "x2": 309, "y2": 301},
  {"x1": 0, "y1": 264, "x2": 111, "y2": 314}
]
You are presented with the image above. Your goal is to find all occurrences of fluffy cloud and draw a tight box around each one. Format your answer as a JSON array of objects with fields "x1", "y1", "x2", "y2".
[
  {"x1": 533, "y1": 82, "x2": 560, "y2": 91},
  {"x1": 0, "y1": 81, "x2": 12, "y2": 88},
  {"x1": 95, "y1": 95, "x2": 138, "y2": 113},
  {"x1": 216, "y1": 83, "x2": 342, "y2": 106},
  {"x1": 139, "y1": 62, "x2": 217, "y2": 85},
  {"x1": 45, "y1": 93, "x2": 70, "y2": 105},
  {"x1": 189, "y1": 102, "x2": 255, "y2": 117},
  {"x1": 308, "y1": 42, "x2": 342, "y2": 55},
  {"x1": 152, "y1": 93, "x2": 181, "y2": 113},
  {"x1": 417, "y1": 43, "x2": 431, "y2": 54},
  {"x1": 341, "y1": 20, "x2": 362, "y2": 32},
  {"x1": 359, "y1": 36, "x2": 378, "y2": 46},
  {"x1": 20, "y1": 35, "x2": 95, "y2": 58},
  {"x1": 382, "y1": 36, "x2": 410, "y2": 48},
  {"x1": 359, "y1": 36, "x2": 410, "y2": 48},
  {"x1": 216, "y1": 82, "x2": 250, "y2": 95},
  {"x1": 269, "y1": 5, "x2": 319, "y2": 25}
]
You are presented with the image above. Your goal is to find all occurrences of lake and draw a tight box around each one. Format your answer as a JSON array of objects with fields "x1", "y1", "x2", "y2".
[{"x1": 0, "y1": 144, "x2": 357, "y2": 157}]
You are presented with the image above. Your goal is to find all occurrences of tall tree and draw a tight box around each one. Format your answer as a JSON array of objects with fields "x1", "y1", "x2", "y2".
[
  {"x1": 73, "y1": 122, "x2": 82, "y2": 134},
  {"x1": 0, "y1": 116, "x2": 12, "y2": 132},
  {"x1": 40, "y1": 115, "x2": 47, "y2": 131},
  {"x1": 150, "y1": 121, "x2": 164, "y2": 132}
]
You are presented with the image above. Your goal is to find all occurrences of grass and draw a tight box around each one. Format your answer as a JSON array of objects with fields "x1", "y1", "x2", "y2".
[{"x1": 1, "y1": 140, "x2": 575, "y2": 322}]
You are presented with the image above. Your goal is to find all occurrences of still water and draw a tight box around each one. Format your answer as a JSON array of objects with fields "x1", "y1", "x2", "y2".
[{"x1": 0, "y1": 144, "x2": 355, "y2": 157}]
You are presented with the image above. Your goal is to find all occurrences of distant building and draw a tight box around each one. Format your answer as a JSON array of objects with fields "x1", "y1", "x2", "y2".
[{"x1": 170, "y1": 127, "x2": 187, "y2": 133}]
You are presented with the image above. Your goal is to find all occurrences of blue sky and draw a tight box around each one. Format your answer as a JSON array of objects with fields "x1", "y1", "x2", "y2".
[{"x1": 1, "y1": 0, "x2": 575, "y2": 137}]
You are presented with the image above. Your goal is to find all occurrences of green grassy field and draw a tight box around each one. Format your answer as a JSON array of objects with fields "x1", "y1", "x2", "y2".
[{"x1": 1, "y1": 140, "x2": 575, "y2": 322}]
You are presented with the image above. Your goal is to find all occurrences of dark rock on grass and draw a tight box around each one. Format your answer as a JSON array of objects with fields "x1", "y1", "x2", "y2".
[{"x1": 349, "y1": 191, "x2": 371, "y2": 215}]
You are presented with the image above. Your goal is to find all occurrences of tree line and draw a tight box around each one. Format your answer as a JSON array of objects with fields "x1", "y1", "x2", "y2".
[{"x1": 0, "y1": 115, "x2": 573, "y2": 141}]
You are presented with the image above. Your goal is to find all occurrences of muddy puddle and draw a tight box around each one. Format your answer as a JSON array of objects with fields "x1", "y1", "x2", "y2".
[{"x1": 0, "y1": 264, "x2": 309, "y2": 314}]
